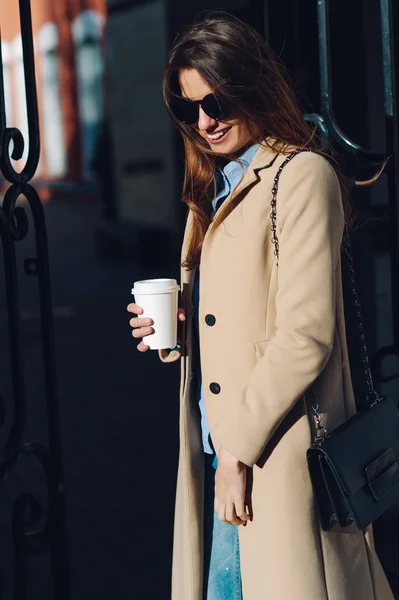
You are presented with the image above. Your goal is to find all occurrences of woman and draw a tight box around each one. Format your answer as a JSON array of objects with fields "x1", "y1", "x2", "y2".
[{"x1": 127, "y1": 11, "x2": 394, "y2": 600}]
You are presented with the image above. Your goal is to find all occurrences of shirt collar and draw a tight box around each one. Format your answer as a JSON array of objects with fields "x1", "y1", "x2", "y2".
[
  {"x1": 215, "y1": 142, "x2": 260, "y2": 194},
  {"x1": 224, "y1": 142, "x2": 260, "y2": 180}
]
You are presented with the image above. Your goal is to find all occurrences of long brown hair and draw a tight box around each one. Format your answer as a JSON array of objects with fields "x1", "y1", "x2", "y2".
[{"x1": 163, "y1": 11, "x2": 379, "y2": 270}]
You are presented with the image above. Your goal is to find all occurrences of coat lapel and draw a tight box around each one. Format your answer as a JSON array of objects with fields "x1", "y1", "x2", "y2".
[
  {"x1": 201, "y1": 141, "x2": 279, "y2": 252},
  {"x1": 226, "y1": 141, "x2": 278, "y2": 202},
  {"x1": 179, "y1": 142, "x2": 278, "y2": 313}
]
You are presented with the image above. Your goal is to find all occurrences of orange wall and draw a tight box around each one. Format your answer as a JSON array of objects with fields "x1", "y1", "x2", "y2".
[{"x1": 0, "y1": 2, "x2": 21, "y2": 41}]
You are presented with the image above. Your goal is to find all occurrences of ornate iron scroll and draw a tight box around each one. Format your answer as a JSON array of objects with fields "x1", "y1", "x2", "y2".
[{"x1": 0, "y1": 1, "x2": 69, "y2": 599}]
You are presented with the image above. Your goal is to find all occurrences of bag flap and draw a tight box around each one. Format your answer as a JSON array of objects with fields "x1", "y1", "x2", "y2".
[{"x1": 314, "y1": 397, "x2": 399, "y2": 496}]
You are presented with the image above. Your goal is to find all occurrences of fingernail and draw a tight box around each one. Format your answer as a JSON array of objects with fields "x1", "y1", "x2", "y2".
[{"x1": 143, "y1": 318, "x2": 151, "y2": 325}]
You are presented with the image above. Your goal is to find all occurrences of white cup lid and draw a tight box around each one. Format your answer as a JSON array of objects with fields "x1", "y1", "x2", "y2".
[{"x1": 131, "y1": 278, "x2": 180, "y2": 295}]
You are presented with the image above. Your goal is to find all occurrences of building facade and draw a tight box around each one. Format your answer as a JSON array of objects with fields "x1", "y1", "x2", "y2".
[{"x1": 0, "y1": 0, "x2": 106, "y2": 197}]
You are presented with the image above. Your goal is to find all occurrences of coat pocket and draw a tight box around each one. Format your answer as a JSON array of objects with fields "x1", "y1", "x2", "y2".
[{"x1": 254, "y1": 340, "x2": 269, "y2": 361}]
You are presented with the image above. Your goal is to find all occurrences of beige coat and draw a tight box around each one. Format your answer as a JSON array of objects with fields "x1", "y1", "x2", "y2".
[{"x1": 159, "y1": 144, "x2": 394, "y2": 600}]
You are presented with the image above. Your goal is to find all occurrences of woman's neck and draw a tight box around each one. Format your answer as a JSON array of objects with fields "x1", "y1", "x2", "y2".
[{"x1": 214, "y1": 140, "x2": 259, "y2": 170}]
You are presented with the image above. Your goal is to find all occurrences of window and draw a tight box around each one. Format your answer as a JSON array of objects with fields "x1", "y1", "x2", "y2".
[
  {"x1": 72, "y1": 10, "x2": 105, "y2": 180},
  {"x1": 10, "y1": 35, "x2": 29, "y2": 173},
  {"x1": 36, "y1": 22, "x2": 67, "y2": 178},
  {"x1": 2, "y1": 41, "x2": 13, "y2": 126}
]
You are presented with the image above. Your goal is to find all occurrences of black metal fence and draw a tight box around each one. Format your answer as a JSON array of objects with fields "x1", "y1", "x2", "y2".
[
  {"x1": 0, "y1": 1, "x2": 69, "y2": 598},
  {"x1": 306, "y1": 0, "x2": 398, "y2": 384}
]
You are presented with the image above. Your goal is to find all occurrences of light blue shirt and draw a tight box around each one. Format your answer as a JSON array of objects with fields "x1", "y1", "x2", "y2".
[{"x1": 192, "y1": 143, "x2": 260, "y2": 453}]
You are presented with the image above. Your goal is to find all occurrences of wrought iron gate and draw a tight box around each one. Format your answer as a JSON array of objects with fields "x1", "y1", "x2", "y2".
[
  {"x1": 304, "y1": 0, "x2": 399, "y2": 386},
  {"x1": 0, "y1": 1, "x2": 69, "y2": 598}
]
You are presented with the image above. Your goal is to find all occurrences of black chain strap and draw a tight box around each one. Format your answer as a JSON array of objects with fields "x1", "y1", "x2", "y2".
[
  {"x1": 342, "y1": 228, "x2": 380, "y2": 404},
  {"x1": 270, "y1": 149, "x2": 381, "y2": 441}
]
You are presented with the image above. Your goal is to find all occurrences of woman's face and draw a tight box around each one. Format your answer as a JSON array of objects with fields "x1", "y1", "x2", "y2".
[{"x1": 179, "y1": 69, "x2": 254, "y2": 155}]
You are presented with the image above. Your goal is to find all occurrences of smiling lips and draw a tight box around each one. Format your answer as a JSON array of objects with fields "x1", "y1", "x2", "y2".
[{"x1": 205, "y1": 126, "x2": 232, "y2": 144}]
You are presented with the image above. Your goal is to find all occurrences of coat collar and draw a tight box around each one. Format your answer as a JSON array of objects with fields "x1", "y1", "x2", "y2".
[
  {"x1": 180, "y1": 140, "x2": 280, "y2": 294},
  {"x1": 209, "y1": 140, "x2": 278, "y2": 224},
  {"x1": 229, "y1": 139, "x2": 279, "y2": 199}
]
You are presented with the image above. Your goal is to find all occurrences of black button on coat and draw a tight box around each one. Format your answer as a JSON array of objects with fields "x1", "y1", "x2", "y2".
[
  {"x1": 205, "y1": 314, "x2": 216, "y2": 326},
  {"x1": 209, "y1": 382, "x2": 221, "y2": 394}
]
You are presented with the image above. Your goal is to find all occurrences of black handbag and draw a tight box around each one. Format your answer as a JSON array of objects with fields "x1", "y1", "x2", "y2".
[{"x1": 271, "y1": 149, "x2": 399, "y2": 531}]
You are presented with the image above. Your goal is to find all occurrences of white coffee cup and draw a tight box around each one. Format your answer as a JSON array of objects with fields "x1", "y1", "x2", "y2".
[{"x1": 131, "y1": 278, "x2": 180, "y2": 350}]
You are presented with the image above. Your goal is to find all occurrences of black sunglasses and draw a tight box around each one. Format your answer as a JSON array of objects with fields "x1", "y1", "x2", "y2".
[{"x1": 170, "y1": 93, "x2": 231, "y2": 125}]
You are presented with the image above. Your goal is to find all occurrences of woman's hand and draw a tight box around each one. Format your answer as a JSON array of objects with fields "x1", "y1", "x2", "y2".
[
  {"x1": 127, "y1": 303, "x2": 186, "y2": 352},
  {"x1": 214, "y1": 446, "x2": 250, "y2": 526}
]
